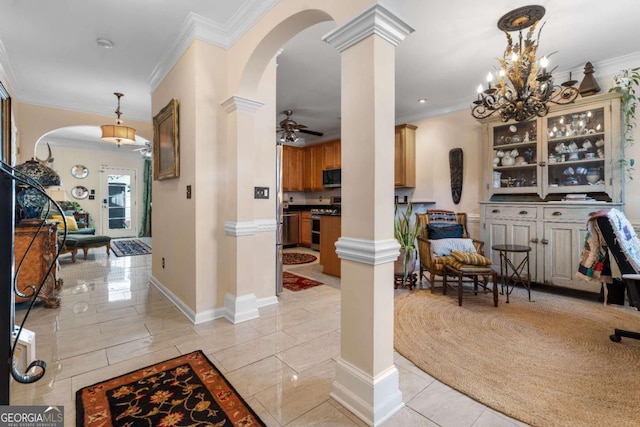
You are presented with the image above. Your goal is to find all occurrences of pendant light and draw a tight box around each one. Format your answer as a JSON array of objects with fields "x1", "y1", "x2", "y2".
[{"x1": 101, "y1": 92, "x2": 136, "y2": 146}]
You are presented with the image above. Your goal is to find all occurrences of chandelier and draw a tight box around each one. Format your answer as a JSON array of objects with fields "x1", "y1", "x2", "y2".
[
  {"x1": 101, "y1": 92, "x2": 137, "y2": 146},
  {"x1": 471, "y1": 5, "x2": 578, "y2": 122}
]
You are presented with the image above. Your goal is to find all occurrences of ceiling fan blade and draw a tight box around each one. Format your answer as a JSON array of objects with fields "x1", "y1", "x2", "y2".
[{"x1": 299, "y1": 129, "x2": 324, "y2": 137}]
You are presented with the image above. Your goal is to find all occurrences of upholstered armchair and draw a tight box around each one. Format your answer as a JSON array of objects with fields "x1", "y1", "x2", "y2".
[{"x1": 416, "y1": 210, "x2": 485, "y2": 292}]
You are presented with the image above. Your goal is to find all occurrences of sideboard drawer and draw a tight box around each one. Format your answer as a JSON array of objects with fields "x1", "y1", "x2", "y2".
[
  {"x1": 542, "y1": 207, "x2": 601, "y2": 222},
  {"x1": 484, "y1": 205, "x2": 537, "y2": 220}
]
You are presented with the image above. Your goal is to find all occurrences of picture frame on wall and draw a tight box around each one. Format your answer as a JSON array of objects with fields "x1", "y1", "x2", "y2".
[{"x1": 153, "y1": 98, "x2": 179, "y2": 180}]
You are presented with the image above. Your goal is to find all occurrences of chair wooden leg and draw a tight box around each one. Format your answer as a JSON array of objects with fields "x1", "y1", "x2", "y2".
[
  {"x1": 430, "y1": 272, "x2": 436, "y2": 294},
  {"x1": 443, "y1": 271, "x2": 448, "y2": 295},
  {"x1": 457, "y1": 274, "x2": 463, "y2": 306},
  {"x1": 492, "y1": 272, "x2": 499, "y2": 307}
]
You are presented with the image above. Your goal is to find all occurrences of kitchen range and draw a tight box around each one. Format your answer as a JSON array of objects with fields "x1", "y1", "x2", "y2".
[{"x1": 310, "y1": 206, "x2": 339, "y2": 250}]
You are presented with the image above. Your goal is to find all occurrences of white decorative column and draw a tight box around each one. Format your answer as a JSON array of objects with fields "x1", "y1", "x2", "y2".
[
  {"x1": 221, "y1": 95, "x2": 265, "y2": 324},
  {"x1": 323, "y1": 5, "x2": 414, "y2": 426}
]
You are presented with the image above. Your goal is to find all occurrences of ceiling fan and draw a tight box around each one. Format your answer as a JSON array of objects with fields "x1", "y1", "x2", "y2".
[
  {"x1": 277, "y1": 110, "x2": 323, "y2": 143},
  {"x1": 133, "y1": 141, "x2": 152, "y2": 158}
]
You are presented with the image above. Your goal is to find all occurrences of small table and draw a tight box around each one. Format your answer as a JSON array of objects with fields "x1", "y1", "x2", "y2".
[
  {"x1": 442, "y1": 263, "x2": 498, "y2": 307},
  {"x1": 492, "y1": 244, "x2": 533, "y2": 303}
]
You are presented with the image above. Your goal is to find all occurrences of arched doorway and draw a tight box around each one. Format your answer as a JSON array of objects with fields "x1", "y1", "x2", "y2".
[{"x1": 33, "y1": 126, "x2": 150, "y2": 238}]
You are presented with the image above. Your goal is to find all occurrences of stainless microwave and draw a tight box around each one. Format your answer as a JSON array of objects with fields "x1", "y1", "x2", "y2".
[{"x1": 322, "y1": 168, "x2": 341, "y2": 188}]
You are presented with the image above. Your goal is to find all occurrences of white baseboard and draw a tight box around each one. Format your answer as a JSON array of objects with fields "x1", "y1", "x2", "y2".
[
  {"x1": 330, "y1": 357, "x2": 404, "y2": 426},
  {"x1": 150, "y1": 275, "x2": 277, "y2": 324},
  {"x1": 223, "y1": 293, "x2": 260, "y2": 324}
]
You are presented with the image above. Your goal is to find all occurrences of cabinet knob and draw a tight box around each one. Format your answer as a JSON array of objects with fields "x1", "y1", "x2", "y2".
[
  {"x1": 552, "y1": 211, "x2": 562, "y2": 216},
  {"x1": 539, "y1": 161, "x2": 546, "y2": 167},
  {"x1": 519, "y1": 210, "x2": 528, "y2": 215},
  {"x1": 531, "y1": 238, "x2": 539, "y2": 244},
  {"x1": 541, "y1": 239, "x2": 549, "y2": 245},
  {"x1": 492, "y1": 209, "x2": 500, "y2": 213}
]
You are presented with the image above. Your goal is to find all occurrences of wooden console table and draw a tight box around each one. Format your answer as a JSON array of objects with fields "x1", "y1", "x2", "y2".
[{"x1": 14, "y1": 223, "x2": 62, "y2": 308}]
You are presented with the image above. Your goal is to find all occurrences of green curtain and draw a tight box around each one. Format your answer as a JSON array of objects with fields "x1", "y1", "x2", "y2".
[{"x1": 139, "y1": 158, "x2": 152, "y2": 237}]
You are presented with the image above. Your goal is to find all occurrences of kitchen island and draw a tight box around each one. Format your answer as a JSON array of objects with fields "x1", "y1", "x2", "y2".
[{"x1": 319, "y1": 215, "x2": 341, "y2": 277}]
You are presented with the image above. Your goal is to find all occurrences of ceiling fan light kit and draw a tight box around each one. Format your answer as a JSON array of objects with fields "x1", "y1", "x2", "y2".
[
  {"x1": 277, "y1": 110, "x2": 324, "y2": 144},
  {"x1": 101, "y1": 92, "x2": 137, "y2": 146},
  {"x1": 471, "y1": 5, "x2": 579, "y2": 122}
]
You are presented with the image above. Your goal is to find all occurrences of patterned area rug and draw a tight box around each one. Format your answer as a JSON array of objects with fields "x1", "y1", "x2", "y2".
[
  {"x1": 76, "y1": 350, "x2": 265, "y2": 426},
  {"x1": 283, "y1": 271, "x2": 323, "y2": 291},
  {"x1": 283, "y1": 252, "x2": 317, "y2": 265},
  {"x1": 110, "y1": 239, "x2": 152, "y2": 257}
]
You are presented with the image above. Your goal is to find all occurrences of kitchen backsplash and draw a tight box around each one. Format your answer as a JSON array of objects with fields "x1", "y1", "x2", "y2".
[{"x1": 285, "y1": 188, "x2": 415, "y2": 205}]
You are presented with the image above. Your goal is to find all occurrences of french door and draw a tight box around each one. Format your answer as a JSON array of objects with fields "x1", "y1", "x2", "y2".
[{"x1": 100, "y1": 167, "x2": 137, "y2": 238}]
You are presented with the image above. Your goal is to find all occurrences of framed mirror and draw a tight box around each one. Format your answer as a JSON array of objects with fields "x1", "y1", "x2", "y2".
[
  {"x1": 71, "y1": 185, "x2": 89, "y2": 200},
  {"x1": 71, "y1": 165, "x2": 89, "y2": 179}
]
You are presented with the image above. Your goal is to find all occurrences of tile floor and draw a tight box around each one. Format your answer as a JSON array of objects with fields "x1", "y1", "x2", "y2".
[{"x1": 11, "y1": 242, "x2": 528, "y2": 426}]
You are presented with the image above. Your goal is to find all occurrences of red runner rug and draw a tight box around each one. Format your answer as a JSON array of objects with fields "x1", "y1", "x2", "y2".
[
  {"x1": 283, "y1": 271, "x2": 323, "y2": 291},
  {"x1": 76, "y1": 350, "x2": 265, "y2": 426}
]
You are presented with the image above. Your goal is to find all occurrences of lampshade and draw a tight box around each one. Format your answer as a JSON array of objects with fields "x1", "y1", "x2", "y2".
[
  {"x1": 101, "y1": 124, "x2": 137, "y2": 145},
  {"x1": 14, "y1": 159, "x2": 61, "y2": 187},
  {"x1": 48, "y1": 189, "x2": 70, "y2": 202},
  {"x1": 101, "y1": 92, "x2": 136, "y2": 146},
  {"x1": 14, "y1": 159, "x2": 61, "y2": 223}
]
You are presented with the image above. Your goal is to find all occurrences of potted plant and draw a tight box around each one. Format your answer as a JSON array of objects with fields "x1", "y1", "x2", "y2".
[
  {"x1": 394, "y1": 199, "x2": 425, "y2": 284},
  {"x1": 609, "y1": 66, "x2": 640, "y2": 180}
]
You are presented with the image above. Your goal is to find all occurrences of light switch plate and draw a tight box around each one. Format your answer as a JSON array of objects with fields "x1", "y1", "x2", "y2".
[{"x1": 254, "y1": 187, "x2": 269, "y2": 199}]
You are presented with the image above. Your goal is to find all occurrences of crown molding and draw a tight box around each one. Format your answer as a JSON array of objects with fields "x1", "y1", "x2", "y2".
[
  {"x1": 221, "y1": 96, "x2": 264, "y2": 113},
  {"x1": 0, "y1": 39, "x2": 21, "y2": 96},
  {"x1": 322, "y1": 4, "x2": 414, "y2": 53},
  {"x1": 149, "y1": 0, "x2": 278, "y2": 92}
]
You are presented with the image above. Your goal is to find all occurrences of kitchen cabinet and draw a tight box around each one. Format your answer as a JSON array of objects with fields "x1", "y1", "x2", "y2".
[
  {"x1": 14, "y1": 223, "x2": 62, "y2": 307},
  {"x1": 395, "y1": 124, "x2": 417, "y2": 188},
  {"x1": 480, "y1": 202, "x2": 623, "y2": 292},
  {"x1": 303, "y1": 144, "x2": 324, "y2": 191},
  {"x1": 300, "y1": 210, "x2": 312, "y2": 247},
  {"x1": 484, "y1": 92, "x2": 622, "y2": 202},
  {"x1": 322, "y1": 139, "x2": 341, "y2": 170},
  {"x1": 283, "y1": 145, "x2": 304, "y2": 191},
  {"x1": 320, "y1": 215, "x2": 341, "y2": 277}
]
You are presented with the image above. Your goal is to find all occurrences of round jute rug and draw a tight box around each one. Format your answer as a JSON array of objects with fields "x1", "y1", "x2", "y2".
[
  {"x1": 283, "y1": 252, "x2": 317, "y2": 265},
  {"x1": 394, "y1": 289, "x2": 640, "y2": 427}
]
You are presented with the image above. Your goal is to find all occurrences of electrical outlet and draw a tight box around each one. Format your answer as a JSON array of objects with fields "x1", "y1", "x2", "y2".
[
  {"x1": 162, "y1": 257, "x2": 165, "y2": 269},
  {"x1": 186, "y1": 185, "x2": 192, "y2": 199},
  {"x1": 254, "y1": 187, "x2": 269, "y2": 199}
]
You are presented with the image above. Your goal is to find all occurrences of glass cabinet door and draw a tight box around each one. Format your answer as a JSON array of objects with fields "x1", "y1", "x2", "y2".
[
  {"x1": 543, "y1": 105, "x2": 607, "y2": 196},
  {"x1": 490, "y1": 120, "x2": 539, "y2": 193}
]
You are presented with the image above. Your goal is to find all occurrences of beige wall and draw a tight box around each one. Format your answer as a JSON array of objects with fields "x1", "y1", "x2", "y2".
[
  {"x1": 44, "y1": 145, "x2": 144, "y2": 235},
  {"x1": 14, "y1": 103, "x2": 151, "y2": 164},
  {"x1": 151, "y1": 42, "x2": 201, "y2": 311},
  {"x1": 412, "y1": 110, "x2": 484, "y2": 216},
  {"x1": 148, "y1": 0, "x2": 376, "y2": 319}
]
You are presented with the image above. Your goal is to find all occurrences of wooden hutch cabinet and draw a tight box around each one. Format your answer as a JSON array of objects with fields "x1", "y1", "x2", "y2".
[
  {"x1": 479, "y1": 92, "x2": 623, "y2": 292},
  {"x1": 14, "y1": 222, "x2": 62, "y2": 307}
]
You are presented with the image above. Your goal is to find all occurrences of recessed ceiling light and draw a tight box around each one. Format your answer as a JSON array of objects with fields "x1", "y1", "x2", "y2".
[
  {"x1": 97, "y1": 38, "x2": 113, "y2": 49},
  {"x1": 418, "y1": 98, "x2": 427, "y2": 104}
]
